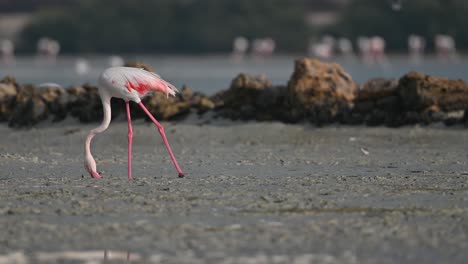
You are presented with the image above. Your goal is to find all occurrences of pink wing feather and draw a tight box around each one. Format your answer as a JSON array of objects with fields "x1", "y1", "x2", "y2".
[{"x1": 118, "y1": 67, "x2": 178, "y2": 97}]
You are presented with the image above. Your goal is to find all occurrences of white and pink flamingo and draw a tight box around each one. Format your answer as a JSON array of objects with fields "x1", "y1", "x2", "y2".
[{"x1": 84, "y1": 67, "x2": 184, "y2": 180}]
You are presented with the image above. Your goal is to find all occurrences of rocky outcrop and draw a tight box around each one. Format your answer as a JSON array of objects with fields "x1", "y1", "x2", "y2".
[
  {"x1": 216, "y1": 73, "x2": 274, "y2": 120},
  {"x1": 3, "y1": 59, "x2": 468, "y2": 128},
  {"x1": 349, "y1": 73, "x2": 468, "y2": 126},
  {"x1": 398, "y1": 72, "x2": 468, "y2": 112},
  {"x1": 38, "y1": 84, "x2": 68, "y2": 122},
  {"x1": 136, "y1": 85, "x2": 215, "y2": 120},
  {"x1": 397, "y1": 72, "x2": 468, "y2": 125},
  {"x1": 141, "y1": 91, "x2": 191, "y2": 120},
  {"x1": 67, "y1": 84, "x2": 105, "y2": 123},
  {"x1": 9, "y1": 85, "x2": 48, "y2": 128},
  {"x1": 351, "y1": 78, "x2": 401, "y2": 126},
  {"x1": 287, "y1": 58, "x2": 358, "y2": 124},
  {"x1": 179, "y1": 86, "x2": 215, "y2": 114},
  {"x1": 0, "y1": 76, "x2": 19, "y2": 121}
]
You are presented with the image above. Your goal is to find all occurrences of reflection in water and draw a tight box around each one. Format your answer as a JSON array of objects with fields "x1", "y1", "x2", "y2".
[
  {"x1": 35, "y1": 250, "x2": 139, "y2": 263},
  {"x1": 103, "y1": 250, "x2": 132, "y2": 262},
  {"x1": 0, "y1": 250, "x2": 359, "y2": 264},
  {"x1": 2, "y1": 55, "x2": 468, "y2": 96},
  {"x1": 0, "y1": 251, "x2": 28, "y2": 264}
]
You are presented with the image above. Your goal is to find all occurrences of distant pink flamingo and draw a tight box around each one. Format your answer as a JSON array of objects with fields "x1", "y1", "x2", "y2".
[{"x1": 84, "y1": 67, "x2": 184, "y2": 180}]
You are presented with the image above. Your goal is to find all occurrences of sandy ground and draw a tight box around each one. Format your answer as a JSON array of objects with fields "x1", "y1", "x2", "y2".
[{"x1": 0, "y1": 118, "x2": 467, "y2": 264}]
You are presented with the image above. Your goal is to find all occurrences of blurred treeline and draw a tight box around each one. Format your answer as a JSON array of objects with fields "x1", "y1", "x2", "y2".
[
  {"x1": 17, "y1": 0, "x2": 468, "y2": 53},
  {"x1": 331, "y1": 0, "x2": 468, "y2": 52},
  {"x1": 19, "y1": 0, "x2": 309, "y2": 54}
]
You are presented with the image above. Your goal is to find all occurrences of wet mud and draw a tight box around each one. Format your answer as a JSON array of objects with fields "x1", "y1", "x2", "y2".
[{"x1": 0, "y1": 121, "x2": 467, "y2": 263}]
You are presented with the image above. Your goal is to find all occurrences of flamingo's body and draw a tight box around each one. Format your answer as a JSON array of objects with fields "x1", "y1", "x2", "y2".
[{"x1": 84, "y1": 66, "x2": 184, "y2": 180}]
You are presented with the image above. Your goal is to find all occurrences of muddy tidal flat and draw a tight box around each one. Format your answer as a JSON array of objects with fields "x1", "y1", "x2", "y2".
[{"x1": 0, "y1": 121, "x2": 467, "y2": 264}]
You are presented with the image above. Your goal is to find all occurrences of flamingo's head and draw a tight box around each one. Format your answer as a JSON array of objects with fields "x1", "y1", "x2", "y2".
[{"x1": 84, "y1": 156, "x2": 102, "y2": 179}]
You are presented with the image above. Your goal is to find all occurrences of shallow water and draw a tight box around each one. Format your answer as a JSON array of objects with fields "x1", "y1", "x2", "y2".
[{"x1": 1, "y1": 54, "x2": 468, "y2": 95}]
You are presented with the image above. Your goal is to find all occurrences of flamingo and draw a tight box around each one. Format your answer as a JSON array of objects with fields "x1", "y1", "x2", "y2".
[{"x1": 84, "y1": 66, "x2": 184, "y2": 180}]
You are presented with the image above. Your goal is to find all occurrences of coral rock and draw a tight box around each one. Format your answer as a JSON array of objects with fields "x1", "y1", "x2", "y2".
[
  {"x1": 358, "y1": 78, "x2": 399, "y2": 101},
  {"x1": 287, "y1": 58, "x2": 358, "y2": 123},
  {"x1": 0, "y1": 76, "x2": 19, "y2": 121},
  {"x1": 9, "y1": 85, "x2": 48, "y2": 128},
  {"x1": 67, "y1": 84, "x2": 104, "y2": 123},
  {"x1": 38, "y1": 84, "x2": 68, "y2": 122},
  {"x1": 142, "y1": 92, "x2": 191, "y2": 120},
  {"x1": 218, "y1": 73, "x2": 272, "y2": 120},
  {"x1": 398, "y1": 72, "x2": 468, "y2": 112}
]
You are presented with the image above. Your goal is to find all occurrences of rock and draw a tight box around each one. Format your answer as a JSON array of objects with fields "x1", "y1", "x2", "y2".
[
  {"x1": 0, "y1": 76, "x2": 19, "y2": 121},
  {"x1": 210, "y1": 90, "x2": 228, "y2": 109},
  {"x1": 375, "y1": 95, "x2": 400, "y2": 112},
  {"x1": 179, "y1": 86, "x2": 215, "y2": 114},
  {"x1": 9, "y1": 85, "x2": 48, "y2": 128},
  {"x1": 353, "y1": 101, "x2": 374, "y2": 113},
  {"x1": 180, "y1": 85, "x2": 194, "y2": 101},
  {"x1": 67, "y1": 84, "x2": 106, "y2": 123},
  {"x1": 217, "y1": 73, "x2": 273, "y2": 120},
  {"x1": 124, "y1": 62, "x2": 154, "y2": 72},
  {"x1": 256, "y1": 86, "x2": 285, "y2": 108},
  {"x1": 38, "y1": 84, "x2": 68, "y2": 122},
  {"x1": 398, "y1": 72, "x2": 468, "y2": 112},
  {"x1": 287, "y1": 58, "x2": 358, "y2": 123},
  {"x1": 67, "y1": 85, "x2": 87, "y2": 103},
  {"x1": 226, "y1": 74, "x2": 271, "y2": 109},
  {"x1": 231, "y1": 73, "x2": 271, "y2": 90},
  {"x1": 195, "y1": 97, "x2": 215, "y2": 114},
  {"x1": 358, "y1": 78, "x2": 399, "y2": 101},
  {"x1": 351, "y1": 78, "x2": 401, "y2": 126},
  {"x1": 142, "y1": 92, "x2": 191, "y2": 120},
  {"x1": 255, "y1": 86, "x2": 289, "y2": 121}
]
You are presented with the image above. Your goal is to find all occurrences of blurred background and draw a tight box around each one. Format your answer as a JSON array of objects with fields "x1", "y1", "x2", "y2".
[{"x1": 1, "y1": 0, "x2": 467, "y2": 94}]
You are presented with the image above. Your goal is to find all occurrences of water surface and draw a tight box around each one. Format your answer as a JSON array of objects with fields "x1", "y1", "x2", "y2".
[{"x1": 1, "y1": 54, "x2": 467, "y2": 95}]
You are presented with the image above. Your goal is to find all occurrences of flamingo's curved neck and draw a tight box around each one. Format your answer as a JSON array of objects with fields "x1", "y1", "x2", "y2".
[{"x1": 84, "y1": 93, "x2": 112, "y2": 166}]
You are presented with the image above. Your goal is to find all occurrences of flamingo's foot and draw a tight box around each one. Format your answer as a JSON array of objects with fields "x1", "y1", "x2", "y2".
[{"x1": 178, "y1": 172, "x2": 185, "y2": 178}]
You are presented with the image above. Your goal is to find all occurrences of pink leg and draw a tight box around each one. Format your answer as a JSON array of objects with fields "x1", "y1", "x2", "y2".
[
  {"x1": 126, "y1": 102, "x2": 133, "y2": 180},
  {"x1": 138, "y1": 102, "x2": 184, "y2": 178}
]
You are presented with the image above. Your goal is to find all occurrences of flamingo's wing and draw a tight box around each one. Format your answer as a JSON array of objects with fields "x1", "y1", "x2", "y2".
[{"x1": 118, "y1": 67, "x2": 178, "y2": 97}]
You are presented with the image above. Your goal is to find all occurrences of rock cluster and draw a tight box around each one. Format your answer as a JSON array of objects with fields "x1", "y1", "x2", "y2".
[
  {"x1": 214, "y1": 73, "x2": 288, "y2": 121},
  {"x1": 286, "y1": 58, "x2": 358, "y2": 124},
  {"x1": 215, "y1": 59, "x2": 468, "y2": 126},
  {"x1": 0, "y1": 73, "x2": 216, "y2": 128},
  {"x1": 2, "y1": 58, "x2": 468, "y2": 128},
  {"x1": 348, "y1": 72, "x2": 468, "y2": 126},
  {"x1": 350, "y1": 78, "x2": 402, "y2": 126},
  {"x1": 215, "y1": 59, "x2": 359, "y2": 124},
  {"x1": 0, "y1": 76, "x2": 18, "y2": 122}
]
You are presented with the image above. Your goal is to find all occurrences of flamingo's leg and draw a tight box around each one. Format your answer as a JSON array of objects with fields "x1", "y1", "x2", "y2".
[
  {"x1": 138, "y1": 102, "x2": 184, "y2": 178},
  {"x1": 126, "y1": 101, "x2": 134, "y2": 180}
]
